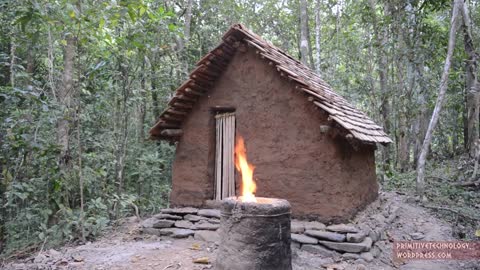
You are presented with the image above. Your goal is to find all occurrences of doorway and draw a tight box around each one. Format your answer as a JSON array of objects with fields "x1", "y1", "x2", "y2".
[{"x1": 214, "y1": 112, "x2": 236, "y2": 200}]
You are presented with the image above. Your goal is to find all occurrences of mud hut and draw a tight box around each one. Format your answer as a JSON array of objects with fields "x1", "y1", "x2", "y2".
[{"x1": 149, "y1": 24, "x2": 392, "y2": 223}]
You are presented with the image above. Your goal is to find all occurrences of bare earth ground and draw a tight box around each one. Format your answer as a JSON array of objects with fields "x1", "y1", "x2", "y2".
[{"x1": 2, "y1": 192, "x2": 479, "y2": 270}]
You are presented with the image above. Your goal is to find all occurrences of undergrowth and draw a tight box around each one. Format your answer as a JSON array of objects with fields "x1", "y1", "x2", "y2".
[{"x1": 384, "y1": 155, "x2": 480, "y2": 240}]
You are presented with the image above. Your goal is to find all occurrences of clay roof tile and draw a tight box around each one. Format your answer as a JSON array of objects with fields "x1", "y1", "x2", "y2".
[{"x1": 150, "y1": 24, "x2": 392, "y2": 145}]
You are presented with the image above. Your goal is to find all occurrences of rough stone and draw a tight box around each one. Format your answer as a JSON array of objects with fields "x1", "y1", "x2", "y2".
[
  {"x1": 195, "y1": 220, "x2": 219, "y2": 230},
  {"x1": 291, "y1": 220, "x2": 306, "y2": 233},
  {"x1": 161, "y1": 207, "x2": 198, "y2": 215},
  {"x1": 346, "y1": 232, "x2": 366, "y2": 243},
  {"x1": 207, "y1": 218, "x2": 220, "y2": 224},
  {"x1": 152, "y1": 219, "x2": 175, "y2": 228},
  {"x1": 47, "y1": 249, "x2": 62, "y2": 259},
  {"x1": 354, "y1": 259, "x2": 367, "y2": 265},
  {"x1": 194, "y1": 230, "x2": 220, "y2": 243},
  {"x1": 141, "y1": 218, "x2": 157, "y2": 228},
  {"x1": 318, "y1": 237, "x2": 372, "y2": 253},
  {"x1": 369, "y1": 228, "x2": 384, "y2": 242},
  {"x1": 368, "y1": 229, "x2": 378, "y2": 242},
  {"x1": 72, "y1": 255, "x2": 84, "y2": 262},
  {"x1": 301, "y1": 244, "x2": 336, "y2": 257},
  {"x1": 342, "y1": 253, "x2": 360, "y2": 260},
  {"x1": 386, "y1": 206, "x2": 399, "y2": 223},
  {"x1": 354, "y1": 263, "x2": 367, "y2": 270},
  {"x1": 184, "y1": 214, "x2": 207, "y2": 222},
  {"x1": 372, "y1": 213, "x2": 386, "y2": 224},
  {"x1": 142, "y1": 227, "x2": 163, "y2": 236},
  {"x1": 327, "y1": 224, "x2": 359, "y2": 233},
  {"x1": 389, "y1": 205, "x2": 399, "y2": 216},
  {"x1": 304, "y1": 221, "x2": 326, "y2": 231},
  {"x1": 371, "y1": 245, "x2": 381, "y2": 258},
  {"x1": 360, "y1": 252, "x2": 374, "y2": 262},
  {"x1": 204, "y1": 200, "x2": 222, "y2": 209},
  {"x1": 171, "y1": 228, "x2": 195, "y2": 238},
  {"x1": 174, "y1": 220, "x2": 195, "y2": 229},
  {"x1": 410, "y1": 232, "x2": 425, "y2": 240},
  {"x1": 291, "y1": 234, "x2": 318, "y2": 244},
  {"x1": 153, "y1": 213, "x2": 183, "y2": 220},
  {"x1": 319, "y1": 259, "x2": 337, "y2": 268},
  {"x1": 291, "y1": 241, "x2": 301, "y2": 249},
  {"x1": 160, "y1": 228, "x2": 194, "y2": 238},
  {"x1": 33, "y1": 254, "x2": 47, "y2": 264},
  {"x1": 305, "y1": 230, "x2": 346, "y2": 242},
  {"x1": 197, "y1": 209, "x2": 221, "y2": 218},
  {"x1": 322, "y1": 262, "x2": 347, "y2": 270}
]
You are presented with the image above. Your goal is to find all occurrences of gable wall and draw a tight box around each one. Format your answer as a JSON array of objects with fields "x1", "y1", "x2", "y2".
[{"x1": 169, "y1": 47, "x2": 378, "y2": 222}]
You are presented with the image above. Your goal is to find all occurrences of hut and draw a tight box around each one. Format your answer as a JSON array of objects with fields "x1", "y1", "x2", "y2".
[{"x1": 149, "y1": 24, "x2": 392, "y2": 223}]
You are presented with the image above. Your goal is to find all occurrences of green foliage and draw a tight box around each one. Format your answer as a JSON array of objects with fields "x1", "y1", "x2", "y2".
[
  {"x1": 0, "y1": 0, "x2": 176, "y2": 255},
  {"x1": 385, "y1": 170, "x2": 417, "y2": 191}
]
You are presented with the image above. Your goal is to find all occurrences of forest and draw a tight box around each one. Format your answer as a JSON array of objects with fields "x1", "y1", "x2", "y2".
[{"x1": 1, "y1": 0, "x2": 479, "y2": 263}]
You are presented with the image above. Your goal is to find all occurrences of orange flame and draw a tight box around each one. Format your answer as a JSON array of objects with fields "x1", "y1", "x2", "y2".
[{"x1": 234, "y1": 136, "x2": 257, "y2": 203}]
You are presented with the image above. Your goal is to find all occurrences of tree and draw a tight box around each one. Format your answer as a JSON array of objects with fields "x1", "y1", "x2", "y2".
[
  {"x1": 314, "y1": 0, "x2": 322, "y2": 73},
  {"x1": 416, "y1": 0, "x2": 462, "y2": 197},
  {"x1": 368, "y1": 0, "x2": 392, "y2": 177},
  {"x1": 299, "y1": 0, "x2": 312, "y2": 67},
  {"x1": 57, "y1": 35, "x2": 77, "y2": 172},
  {"x1": 461, "y1": 0, "x2": 480, "y2": 157}
]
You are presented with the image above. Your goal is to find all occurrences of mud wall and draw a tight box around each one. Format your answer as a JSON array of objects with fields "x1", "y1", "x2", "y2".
[{"x1": 169, "y1": 47, "x2": 378, "y2": 223}]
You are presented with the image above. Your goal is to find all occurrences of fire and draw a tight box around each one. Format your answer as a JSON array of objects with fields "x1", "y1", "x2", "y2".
[{"x1": 234, "y1": 136, "x2": 257, "y2": 203}]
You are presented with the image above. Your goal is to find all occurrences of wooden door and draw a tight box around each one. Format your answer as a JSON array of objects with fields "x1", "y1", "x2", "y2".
[{"x1": 214, "y1": 112, "x2": 236, "y2": 200}]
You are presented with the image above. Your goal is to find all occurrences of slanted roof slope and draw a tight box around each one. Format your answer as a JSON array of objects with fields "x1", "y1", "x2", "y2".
[{"x1": 150, "y1": 24, "x2": 392, "y2": 145}]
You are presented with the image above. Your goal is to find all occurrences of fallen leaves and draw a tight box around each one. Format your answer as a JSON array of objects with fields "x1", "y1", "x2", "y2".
[
  {"x1": 190, "y1": 243, "x2": 201, "y2": 250},
  {"x1": 193, "y1": 256, "x2": 210, "y2": 264}
]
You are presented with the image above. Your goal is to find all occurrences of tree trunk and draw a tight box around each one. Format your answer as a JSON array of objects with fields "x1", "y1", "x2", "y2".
[
  {"x1": 115, "y1": 61, "x2": 129, "y2": 200},
  {"x1": 396, "y1": 2, "x2": 417, "y2": 172},
  {"x1": 57, "y1": 35, "x2": 77, "y2": 170},
  {"x1": 137, "y1": 60, "x2": 147, "y2": 196},
  {"x1": 26, "y1": 42, "x2": 35, "y2": 86},
  {"x1": 314, "y1": 0, "x2": 321, "y2": 73},
  {"x1": 467, "y1": 85, "x2": 480, "y2": 156},
  {"x1": 76, "y1": 109, "x2": 85, "y2": 242},
  {"x1": 299, "y1": 0, "x2": 311, "y2": 67},
  {"x1": 9, "y1": 36, "x2": 16, "y2": 88},
  {"x1": 461, "y1": 0, "x2": 480, "y2": 157},
  {"x1": 464, "y1": 86, "x2": 469, "y2": 150},
  {"x1": 369, "y1": 0, "x2": 391, "y2": 178},
  {"x1": 151, "y1": 63, "x2": 161, "y2": 121},
  {"x1": 394, "y1": 57, "x2": 411, "y2": 173},
  {"x1": 416, "y1": 0, "x2": 461, "y2": 197},
  {"x1": 48, "y1": 34, "x2": 77, "y2": 226},
  {"x1": 0, "y1": 130, "x2": 4, "y2": 253},
  {"x1": 173, "y1": 0, "x2": 193, "y2": 78},
  {"x1": 414, "y1": 86, "x2": 429, "y2": 166},
  {"x1": 184, "y1": 0, "x2": 193, "y2": 44},
  {"x1": 397, "y1": 112, "x2": 409, "y2": 172},
  {"x1": 139, "y1": 58, "x2": 147, "y2": 143},
  {"x1": 47, "y1": 27, "x2": 57, "y2": 97}
]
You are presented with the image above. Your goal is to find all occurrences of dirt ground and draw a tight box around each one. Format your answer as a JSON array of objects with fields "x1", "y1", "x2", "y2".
[{"x1": 2, "y1": 192, "x2": 479, "y2": 270}]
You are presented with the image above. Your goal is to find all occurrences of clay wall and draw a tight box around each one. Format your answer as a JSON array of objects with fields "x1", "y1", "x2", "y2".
[{"x1": 169, "y1": 47, "x2": 378, "y2": 222}]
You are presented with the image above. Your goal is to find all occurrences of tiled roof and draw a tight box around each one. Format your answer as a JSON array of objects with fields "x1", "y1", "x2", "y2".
[{"x1": 150, "y1": 24, "x2": 392, "y2": 145}]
